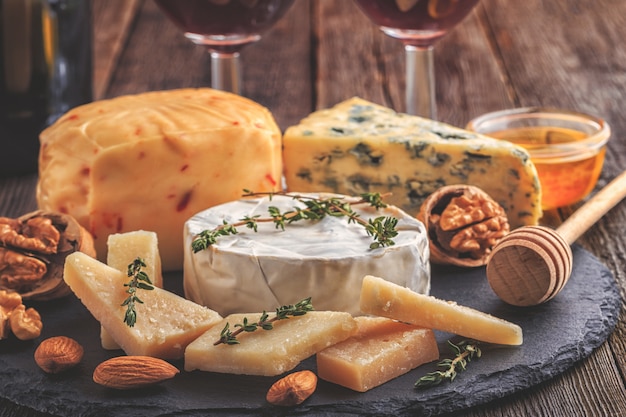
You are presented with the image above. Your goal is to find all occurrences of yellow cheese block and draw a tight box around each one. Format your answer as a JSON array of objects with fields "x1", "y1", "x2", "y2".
[
  {"x1": 101, "y1": 230, "x2": 164, "y2": 350},
  {"x1": 317, "y1": 316, "x2": 439, "y2": 392},
  {"x1": 185, "y1": 311, "x2": 357, "y2": 376},
  {"x1": 37, "y1": 88, "x2": 282, "y2": 271},
  {"x1": 63, "y1": 252, "x2": 222, "y2": 359},
  {"x1": 360, "y1": 275, "x2": 523, "y2": 345}
]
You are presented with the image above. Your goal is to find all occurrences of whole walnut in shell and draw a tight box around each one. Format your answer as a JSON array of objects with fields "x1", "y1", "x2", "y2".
[
  {"x1": 0, "y1": 210, "x2": 95, "y2": 300},
  {"x1": 417, "y1": 185, "x2": 510, "y2": 267}
]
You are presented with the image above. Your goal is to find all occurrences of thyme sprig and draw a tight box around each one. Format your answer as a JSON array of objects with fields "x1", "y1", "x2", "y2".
[
  {"x1": 121, "y1": 257, "x2": 154, "y2": 327},
  {"x1": 214, "y1": 297, "x2": 314, "y2": 346},
  {"x1": 191, "y1": 191, "x2": 398, "y2": 252},
  {"x1": 415, "y1": 340, "x2": 481, "y2": 388}
]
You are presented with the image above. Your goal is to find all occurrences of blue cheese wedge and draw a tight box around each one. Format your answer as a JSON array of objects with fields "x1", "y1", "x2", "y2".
[
  {"x1": 183, "y1": 193, "x2": 430, "y2": 317},
  {"x1": 283, "y1": 98, "x2": 542, "y2": 228}
]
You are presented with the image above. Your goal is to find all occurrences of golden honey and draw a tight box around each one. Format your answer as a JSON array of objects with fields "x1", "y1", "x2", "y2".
[
  {"x1": 466, "y1": 108, "x2": 611, "y2": 211},
  {"x1": 487, "y1": 126, "x2": 607, "y2": 210}
]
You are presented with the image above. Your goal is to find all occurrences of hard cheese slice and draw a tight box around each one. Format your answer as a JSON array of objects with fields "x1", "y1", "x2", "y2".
[
  {"x1": 107, "y1": 230, "x2": 163, "y2": 288},
  {"x1": 185, "y1": 311, "x2": 357, "y2": 376},
  {"x1": 101, "y1": 230, "x2": 164, "y2": 350},
  {"x1": 63, "y1": 252, "x2": 222, "y2": 359},
  {"x1": 360, "y1": 275, "x2": 523, "y2": 345},
  {"x1": 283, "y1": 97, "x2": 542, "y2": 228},
  {"x1": 317, "y1": 316, "x2": 439, "y2": 392}
]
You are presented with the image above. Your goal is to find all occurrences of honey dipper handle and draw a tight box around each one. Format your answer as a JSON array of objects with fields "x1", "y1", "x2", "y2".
[{"x1": 556, "y1": 170, "x2": 626, "y2": 244}]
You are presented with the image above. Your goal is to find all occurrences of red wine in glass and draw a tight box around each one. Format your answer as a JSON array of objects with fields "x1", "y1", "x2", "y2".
[
  {"x1": 354, "y1": 0, "x2": 480, "y2": 118},
  {"x1": 155, "y1": 0, "x2": 295, "y2": 94}
]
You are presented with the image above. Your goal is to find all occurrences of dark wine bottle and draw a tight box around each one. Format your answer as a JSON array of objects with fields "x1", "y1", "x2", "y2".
[{"x1": 0, "y1": 0, "x2": 92, "y2": 177}]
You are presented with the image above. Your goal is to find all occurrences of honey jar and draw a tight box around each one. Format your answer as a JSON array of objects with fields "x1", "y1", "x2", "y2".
[{"x1": 466, "y1": 107, "x2": 611, "y2": 210}]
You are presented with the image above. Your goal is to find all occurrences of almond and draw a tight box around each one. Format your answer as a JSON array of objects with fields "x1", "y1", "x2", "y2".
[
  {"x1": 266, "y1": 370, "x2": 317, "y2": 406},
  {"x1": 34, "y1": 336, "x2": 84, "y2": 374},
  {"x1": 93, "y1": 356, "x2": 179, "y2": 390}
]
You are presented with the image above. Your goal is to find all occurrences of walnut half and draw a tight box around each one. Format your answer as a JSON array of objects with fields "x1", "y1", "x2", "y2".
[
  {"x1": 0, "y1": 211, "x2": 96, "y2": 300},
  {"x1": 0, "y1": 289, "x2": 42, "y2": 341},
  {"x1": 417, "y1": 185, "x2": 510, "y2": 267}
]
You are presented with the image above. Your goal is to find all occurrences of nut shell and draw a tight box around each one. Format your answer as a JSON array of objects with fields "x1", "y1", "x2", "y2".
[
  {"x1": 35, "y1": 336, "x2": 84, "y2": 374},
  {"x1": 417, "y1": 185, "x2": 510, "y2": 267},
  {"x1": 0, "y1": 210, "x2": 96, "y2": 300}
]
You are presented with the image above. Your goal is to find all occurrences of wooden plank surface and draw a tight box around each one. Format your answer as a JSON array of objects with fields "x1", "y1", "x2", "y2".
[{"x1": 1, "y1": 0, "x2": 626, "y2": 416}]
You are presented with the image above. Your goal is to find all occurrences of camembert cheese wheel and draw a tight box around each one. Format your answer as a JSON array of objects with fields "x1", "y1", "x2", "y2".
[
  {"x1": 183, "y1": 193, "x2": 430, "y2": 316},
  {"x1": 37, "y1": 88, "x2": 282, "y2": 271}
]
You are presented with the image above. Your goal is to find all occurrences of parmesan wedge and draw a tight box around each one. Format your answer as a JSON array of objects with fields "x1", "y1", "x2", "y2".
[
  {"x1": 185, "y1": 311, "x2": 357, "y2": 376},
  {"x1": 101, "y1": 230, "x2": 164, "y2": 350},
  {"x1": 317, "y1": 316, "x2": 439, "y2": 392},
  {"x1": 360, "y1": 275, "x2": 523, "y2": 345},
  {"x1": 107, "y1": 230, "x2": 163, "y2": 287},
  {"x1": 63, "y1": 252, "x2": 222, "y2": 359}
]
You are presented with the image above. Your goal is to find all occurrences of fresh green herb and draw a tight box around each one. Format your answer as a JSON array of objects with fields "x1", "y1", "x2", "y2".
[
  {"x1": 191, "y1": 191, "x2": 398, "y2": 253},
  {"x1": 214, "y1": 297, "x2": 314, "y2": 346},
  {"x1": 415, "y1": 340, "x2": 481, "y2": 388},
  {"x1": 121, "y1": 257, "x2": 154, "y2": 327}
]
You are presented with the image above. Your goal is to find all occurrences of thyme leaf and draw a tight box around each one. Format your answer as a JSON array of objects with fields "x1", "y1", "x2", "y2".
[
  {"x1": 415, "y1": 340, "x2": 481, "y2": 388},
  {"x1": 191, "y1": 191, "x2": 397, "y2": 253},
  {"x1": 214, "y1": 297, "x2": 314, "y2": 346},
  {"x1": 121, "y1": 257, "x2": 154, "y2": 327}
]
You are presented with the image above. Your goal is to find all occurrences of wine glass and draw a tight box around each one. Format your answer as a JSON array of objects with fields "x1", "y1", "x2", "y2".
[
  {"x1": 154, "y1": 0, "x2": 295, "y2": 95},
  {"x1": 353, "y1": 0, "x2": 480, "y2": 119}
]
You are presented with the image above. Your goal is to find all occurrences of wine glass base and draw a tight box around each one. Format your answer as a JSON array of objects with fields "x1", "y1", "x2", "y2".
[
  {"x1": 380, "y1": 27, "x2": 446, "y2": 48},
  {"x1": 184, "y1": 32, "x2": 261, "y2": 54}
]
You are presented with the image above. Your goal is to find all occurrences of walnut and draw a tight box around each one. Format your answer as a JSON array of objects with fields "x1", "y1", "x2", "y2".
[
  {"x1": 0, "y1": 290, "x2": 22, "y2": 340},
  {"x1": 417, "y1": 185, "x2": 510, "y2": 267},
  {"x1": 9, "y1": 304, "x2": 42, "y2": 340},
  {"x1": 0, "y1": 210, "x2": 96, "y2": 300},
  {"x1": 0, "y1": 289, "x2": 42, "y2": 341}
]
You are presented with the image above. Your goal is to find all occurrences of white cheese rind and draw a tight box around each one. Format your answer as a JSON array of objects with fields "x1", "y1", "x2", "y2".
[
  {"x1": 283, "y1": 97, "x2": 542, "y2": 228},
  {"x1": 183, "y1": 193, "x2": 430, "y2": 316}
]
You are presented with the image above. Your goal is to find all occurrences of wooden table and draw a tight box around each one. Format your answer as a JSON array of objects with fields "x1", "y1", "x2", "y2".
[{"x1": 2, "y1": 0, "x2": 626, "y2": 416}]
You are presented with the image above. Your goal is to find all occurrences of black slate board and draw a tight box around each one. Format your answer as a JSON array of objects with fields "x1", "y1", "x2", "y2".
[{"x1": 0, "y1": 245, "x2": 620, "y2": 417}]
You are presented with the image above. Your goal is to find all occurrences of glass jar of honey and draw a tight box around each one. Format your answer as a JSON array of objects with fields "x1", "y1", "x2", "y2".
[{"x1": 466, "y1": 107, "x2": 611, "y2": 210}]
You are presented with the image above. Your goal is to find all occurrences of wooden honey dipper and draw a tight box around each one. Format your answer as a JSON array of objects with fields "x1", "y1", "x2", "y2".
[{"x1": 486, "y1": 170, "x2": 626, "y2": 307}]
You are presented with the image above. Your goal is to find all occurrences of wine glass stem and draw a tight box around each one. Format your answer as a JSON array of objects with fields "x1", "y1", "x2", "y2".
[
  {"x1": 405, "y1": 45, "x2": 436, "y2": 120},
  {"x1": 210, "y1": 51, "x2": 242, "y2": 95}
]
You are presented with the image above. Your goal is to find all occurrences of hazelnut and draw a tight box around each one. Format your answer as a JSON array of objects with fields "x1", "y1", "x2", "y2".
[{"x1": 35, "y1": 336, "x2": 84, "y2": 374}]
